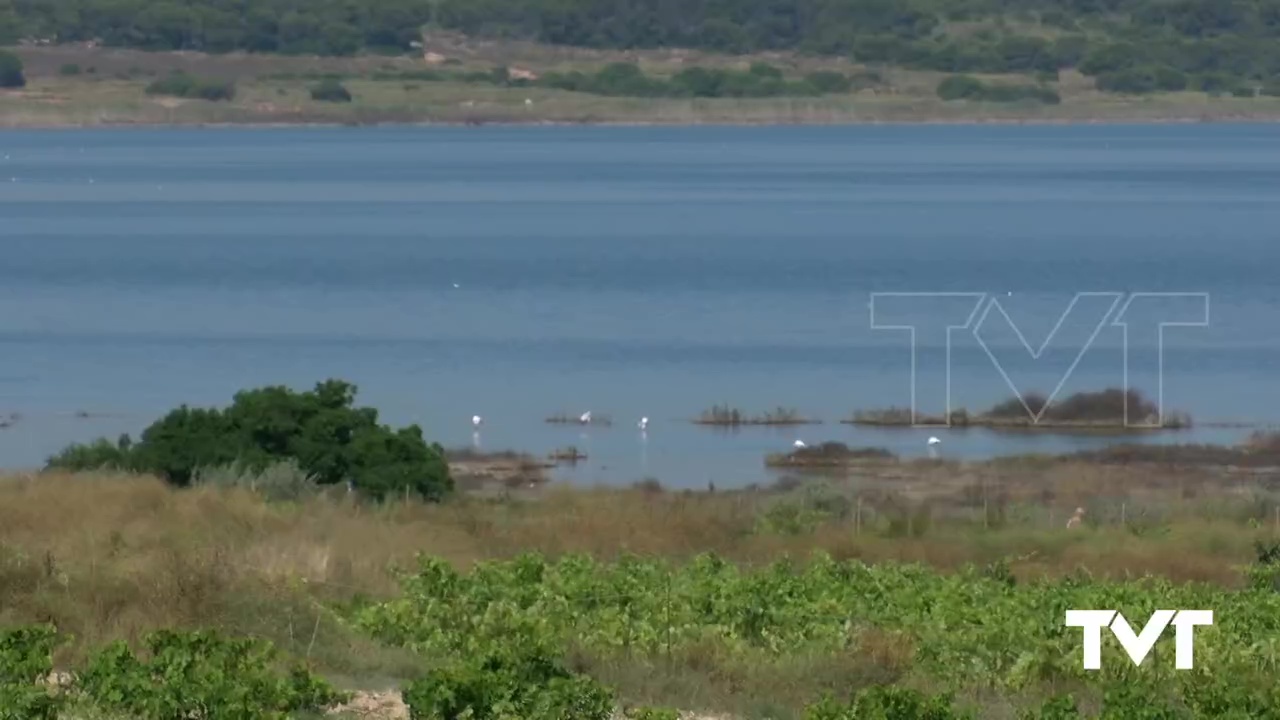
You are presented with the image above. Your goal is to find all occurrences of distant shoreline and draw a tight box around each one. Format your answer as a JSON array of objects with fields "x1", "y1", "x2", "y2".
[
  {"x1": 5, "y1": 115, "x2": 1280, "y2": 130},
  {"x1": 9, "y1": 44, "x2": 1280, "y2": 130}
]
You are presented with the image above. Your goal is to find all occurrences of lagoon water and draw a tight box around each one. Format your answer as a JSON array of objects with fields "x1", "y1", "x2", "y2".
[{"x1": 1, "y1": 125, "x2": 1278, "y2": 487}]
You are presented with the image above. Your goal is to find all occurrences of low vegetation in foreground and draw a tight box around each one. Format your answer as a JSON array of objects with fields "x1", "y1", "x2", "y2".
[
  {"x1": 849, "y1": 388, "x2": 1193, "y2": 431},
  {"x1": 3, "y1": 459, "x2": 1280, "y2": 718},
  {"x1": 10, "y1": 378, "x2": 1280, "y2": 717}
]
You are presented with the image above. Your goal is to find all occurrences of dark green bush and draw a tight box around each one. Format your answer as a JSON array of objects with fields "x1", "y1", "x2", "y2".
[
  {"x1": 0, "y1": 50, "x2": 25, "y2": 88},
  {"x1": 936, "y1": 74, "x2": 985, "y2": 100},
  {"x1": 79, "y1": 629, "x2": 349, "y2": 719},
  {"x1": 46, "y1": 379, "x2": 454, "y2": 502},
  {"x1": 539, "y1": 62, "x2": 844, "y2": 99},
  {"x1": 978, "y1": 83, "x2": 1060, "y2": 104},
  {"x1": 1097, "y1": 68, "x2": 1141, "y2": 93},
  {"x1": 1051, "y1": 35, "x2": 1089, "y2": 68},
  {"x1": 1192, "y1": 72, "x2": 1241, "y2": 95},
  {"x1": 145, "y1": 72, "x2": 235, "y2": 101},
  {"x1": 403, "y1": 647, "x2": 614, "y2": 720},
  {"x1": 1079, "y1": 42, "x2": 1141, "y2": 76},
  {"x1": 1095, "y1": 65, "x2": 1187, "y2": 94},
  {"x1": 937, "y1": 75, "x2": 1058, "y2": 103},
  {"x1": 310, "y1": 77, "x2": 352, "y2": 102},
  {"x1": 58, "y1": 63, "x2": 81, "y2": 76},
  {"x1": 1154, "y1": 66, "x2": 1189, "y2": 91}
]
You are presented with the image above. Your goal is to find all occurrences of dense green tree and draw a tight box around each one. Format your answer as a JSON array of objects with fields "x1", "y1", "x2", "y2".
[
  {"x1": 45, "y1": 379, "x2": 453, "y2": 502},
  {"x1": 0, "y1": 48, "x2": 24, "y2": 87},
  {"x1": 937, "y1": 74, "x2": 985, "y2": 100},
  {"x1": 310, "y1": 77, "x2": 353, "y2": 101}
]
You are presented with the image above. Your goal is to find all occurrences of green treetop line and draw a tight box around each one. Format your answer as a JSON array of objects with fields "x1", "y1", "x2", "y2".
[{"x1": 4, "y1": 0, "x2": 1280, "y2": 97}]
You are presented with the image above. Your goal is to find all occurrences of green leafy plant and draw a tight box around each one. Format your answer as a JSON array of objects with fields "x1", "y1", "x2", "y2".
[
  {"x1": 0, "y1": 50, "x2": 24, "y2": 89},
  {"x1": 403, "y1": 646, "x2": 613, "y2": 720},
  {"x1": 78, "y1": 629, "x2": 349, "y2": 720},
  {"x1": 145, "y1": 72, "x2": 235, "y2": 101},
  {"x1": 0, "y1": 625, "x2": 65, "y2": 720},
  {"x1": 310, "y1": 78, "x2": 353, "y2": 102}
]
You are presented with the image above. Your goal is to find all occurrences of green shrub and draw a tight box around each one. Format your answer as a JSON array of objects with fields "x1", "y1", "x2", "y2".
[
  {"x1": 1021, "y1": 695, "x2": 1082, "y2": 719},
  {"x1": 145, "y1": 72, "x2": 235, "y2": 101},
  {"x1": 938, "y1": 75, "x2": 1059, "y2": 104},
  {"x1": 403, "y1": 647, "x2": 614, "y2": 720},
  {"x1": 979, "y1": 83, "x2": 1061, "y2": 104},
  {"x1": 541, "y1": 63, "x2": 845, "y2": 99},
  {"x1": 1153, "y1": 66, "x2": 1189, "y2": 91},
  {"x1": 58, "y1": 63, "x2": 81, "y2": 76},
  {"x1": 937, "y1": 74, "x2": 985, "y2": 100},
  {"x1": 1192, "y1": 72, "x2": 1240, "y2": 96},
  {"x1": 0, "y1": 50, "x2": 25, "y2": 88},
  {"x1": 1095, "y1": 69, "x2": 1150, "y2": 93},
  {"x1": 79, "y1": 629, "x2": 349, "y2": 719},
  {"x1": 310, "y1": 78, "x2": 352, "y2": 102},
  {"x1": 46, "y1": 378, "x2": 454, "y2": 502},
  {"x1": 0, "y1": 625, "x2": 64, "y2": 720}
]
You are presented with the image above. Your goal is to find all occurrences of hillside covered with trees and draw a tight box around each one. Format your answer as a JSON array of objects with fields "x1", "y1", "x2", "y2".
[{"x1": 2, "y1": 0, "x2": 1280, "y2": 97}]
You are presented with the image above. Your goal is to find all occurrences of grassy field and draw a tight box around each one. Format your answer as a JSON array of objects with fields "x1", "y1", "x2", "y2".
[
  {"x1": 5, "y1": 41, "x2": 1280, "y2": 127},
  {"x1": 4, "y1": 442, "x2": 1280, "y2": 717}
]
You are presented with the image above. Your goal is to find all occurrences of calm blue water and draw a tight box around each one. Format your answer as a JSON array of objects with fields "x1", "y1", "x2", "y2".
[{"x1": 0, "y1": 125, "x2": 1277, "y2": 487}]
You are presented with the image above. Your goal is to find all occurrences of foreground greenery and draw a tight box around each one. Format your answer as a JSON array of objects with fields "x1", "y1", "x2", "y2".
[
  {"x1": 0, "y1": 625, "x2": 348, "y2": 719},
  {"x1": 45, "y1": 378, "x2": 453, "y2": 501},
  {"x1": 6, "y1": 454, "x2": 1280, "y2": 718},
  {"x1": 352, "y1": 550, "x2": 1280, "y2": 718},
  {"x1": 7, "y1": 0, "x2": 1280, "y2": 98},
  {"x1": 9, "y1": 544, "x2": 1280, "y2": 718}
]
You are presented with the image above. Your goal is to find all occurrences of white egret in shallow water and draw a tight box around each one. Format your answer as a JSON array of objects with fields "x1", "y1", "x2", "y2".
[
  {"x1": 638, "y1": 417, "x2": 648, "y2": 430},
  {"x1": 472, "y1": 415, "x2": 483, "y2": 428},
  {"x1": 793, "y1": 439, "x2": 807, "y2": 449},
  {"x1": 927, "y1": 436, "x2": 941, "y2": 458},
  {"x1": 580, "y1": 411, "x2": 592, "y2": 424}
]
